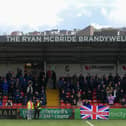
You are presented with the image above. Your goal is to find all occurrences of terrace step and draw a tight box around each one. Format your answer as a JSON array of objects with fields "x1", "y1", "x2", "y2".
[{"x1": 46, "y1": 89, "x2": 59, "y2": 107}]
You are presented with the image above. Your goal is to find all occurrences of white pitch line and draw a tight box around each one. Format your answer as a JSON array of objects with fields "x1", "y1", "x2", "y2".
[{"x1": 86, "y1": 121, "x2": 94, "y2": 126}]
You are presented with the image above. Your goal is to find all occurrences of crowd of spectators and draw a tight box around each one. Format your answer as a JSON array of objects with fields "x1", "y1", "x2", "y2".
[
  {"x1": 1, "y1": 68, "x2": 126, "y2": 108},
  {"x1": 58, "y1": 73, "x2": 126, "y2": 106},
  {"x1": 0, "y1": 69, "x2": 47, "y2": 107}
]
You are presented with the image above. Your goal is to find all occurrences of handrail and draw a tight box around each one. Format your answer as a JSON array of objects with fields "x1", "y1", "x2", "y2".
[{"x1": 0, "y1": 103, "x2": 126, "y2": 109}]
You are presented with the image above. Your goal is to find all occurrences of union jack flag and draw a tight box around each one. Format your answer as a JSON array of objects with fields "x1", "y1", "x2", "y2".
[{"x1": 80, "y1": 105, "x2": 109, "y2": 120}]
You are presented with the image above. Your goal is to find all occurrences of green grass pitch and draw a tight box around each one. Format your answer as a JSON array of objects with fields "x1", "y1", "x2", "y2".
[{"x1": 0, "y1": 120, "x2": 126, "y2": 126}]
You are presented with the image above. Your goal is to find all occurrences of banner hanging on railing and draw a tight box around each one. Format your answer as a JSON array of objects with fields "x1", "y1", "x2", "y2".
[
  {"x1": 110, "y1": 108, "x2": 126, "y2": 119},
  {"x1": 0, "y1": 109, "x2": 17, "y2": 119},
  {"x1": 80, "y1": 105, "x2": 109, "y2": 120},
  {"x1": 19, "y1": 109, "x2": 73, "y2": 119}
]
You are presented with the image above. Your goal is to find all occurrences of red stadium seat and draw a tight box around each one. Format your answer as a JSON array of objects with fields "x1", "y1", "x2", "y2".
[
  {"x1": 113, "y1": 103, "x2": 122, "y2": 108},
  {"x1": 17, "y1": 103, "x2": 22, "y2": 108},
  {"x1": 66, "y1": 103, "x2": 71, "y2": 109},
  {"x1": 2, "y1": 102, "x2": 6, "y2": 106},
  {"x1": 3, "y1": 96, "x2": 8, "y2": 100},
  {"x1": 60, "y1": 103, "x2": 66, "y2": 109},
  {"x1": 12, "y1": 103, "x2": 17, "y2": 109},
  {"x1": 66, "y1": 92, "x2": 71, "y2": 96}
]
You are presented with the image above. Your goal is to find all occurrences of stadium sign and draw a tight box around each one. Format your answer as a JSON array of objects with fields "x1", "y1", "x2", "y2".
[
  {"x1": 19, "y1": 109, "x2": 73, "y2": 119},
  {"x1": 75, "y1": 108, "x2": 126, "y2": 120},
  {"x1": 4, "y1": 35, "x2": 126, "y2": 42},
  {"x1": 0, "y1": 109, "x2": 17, "y2": 119},
  {"x1": 110, "y1": 109, "x2": 126, "y2": 119}
]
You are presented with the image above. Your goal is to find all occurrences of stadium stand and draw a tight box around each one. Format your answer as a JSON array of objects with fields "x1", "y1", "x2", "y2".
[
  {"x1": 0, "y1": 69, "x2": 126, "y2": 109},
  {"x1": 0, "y1": 70, "x2": 47, "y2": 108},
  {"x1": 59, "y1": 73, "x2": 126, "y2": 107}
]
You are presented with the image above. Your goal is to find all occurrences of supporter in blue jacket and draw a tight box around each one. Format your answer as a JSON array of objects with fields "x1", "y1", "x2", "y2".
[{"x1": 2, "y1": 78, "x2": 9, "y2": 96}]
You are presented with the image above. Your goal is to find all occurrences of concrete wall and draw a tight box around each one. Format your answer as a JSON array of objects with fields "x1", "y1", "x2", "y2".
[
  {"x1": 0, "y1": 63, "x2": 126, "y2": 78},
  {"x1": 47, "y1": 64, "x2": 118, "y2": 79},
  {"x1": 118, "y1": 64, "x2": 126, "y2": 77},
  {"x1": 0, "y1": 64, "x2": 24, "y2": 77}
]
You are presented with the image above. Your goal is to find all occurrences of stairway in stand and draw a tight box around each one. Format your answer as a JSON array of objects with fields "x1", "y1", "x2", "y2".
[{"x1": 46, "y1": 89, "x2": 59, "y2": 107}]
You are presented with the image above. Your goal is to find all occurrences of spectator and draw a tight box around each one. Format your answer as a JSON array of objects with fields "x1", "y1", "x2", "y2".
[
  {"x1": 83, "y1": 99, "x2": 90, "y2": 106},
  {"x1": 6, "y1": 100, "x2": 13, "y2": 107},
  {"x1": 70, "y1": 94, "x2": 76, "y2": 103},
  {"x1": 72, "y1": 74, "x2": 78, "y2": 87},
  {"x1": 87, "y1": 90, "x2": 92, "y2": 100},
  {"x1": 101, "y1": 84, "x2": 107, "y2": 103},
  {"x1": 114, "y1": 73, "x2": 120, "y2": 83},
  {"x1": 77, "y1": 90, "x2": 81, "y2": 100},
  {"x1": 0, "y1": 98, "x2": 2, "y2": 107},
  {"x1": 58, "y1": 77, "x2": 64, "y2": 90},
  {"x1": 108, "y1": 73, "x2": 113, "y2": 81},
  {"x1": 9, "y1": 81, "x2": 15, "y2": 96},
  {"x1": 34, "y1": 91, "x2": 40, "y2": 99},
  {"x1": 107, "y1": 94, "x2": 115, "y2": 105},
  {"x1": 23, "y1": 95, "x2": 28, "y2": 105},
  {"x1": 96, "y1": 84, "x2": 101, "y2": 101},
  {"x1": 15, "y1": 89, "x2": 21, "y2": 103},
  {"x1": 33, "y1": 79, "x2": 40, "y2": 92},
  {"x1": 15, "y1": 78, "x2": 20, "y2": 89},
  {"x1": 60, "y1": 89, "x2": 66, "y2": 101},
  {"x1": 120, "y1": 98, "x2": 126, "y2": 105},
  {"x1": 40, "y1": 76, "x2": 46, "y2": 89},
  {"x1": 6, "y1": 71, "x2": 12, "y2": 81},
  {"x1": 64, "y1": 95, "x2": 71, "y2": 104},
  {"x1": 81, "y1": 91, "x2": 87, "y2": 100},
  {"x1": 106, "y1": 83, "x2": 113, "y2": 96},
  {"x1": 114, "y1": 83, "x2": 120, "y2": 93},
  {"x1": 71, "y1": 99, "x2": 77, "y2": 106},
  {"x1": 118, "y1": 89, "x2": 124, "y2": 102},
  {"x1": 77, "y1": 98, "x2": 83, "y2": 107},
  {"x1": 75, "y1": 81, "x2": 81, "y2": 92},
  {"x1": 2, "y1": 78, "x2": 9, "y2": 96},
  {"x1": 40, "y1": 97, "x2": 46, "y2": 105},
  {"x1": 40, "y1": 87, "x2": 46, "y2": 100},
  {"x1": 27, "y1": 81, "x2": 33, "y2": 100},
  {"x1": 52, "y1": 70, "x2": 56, "y2": 89}
]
